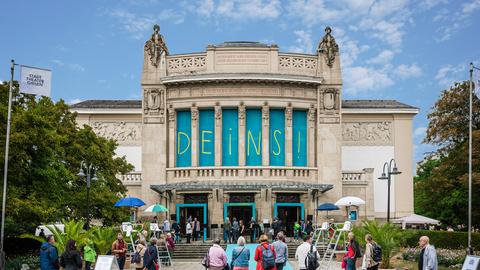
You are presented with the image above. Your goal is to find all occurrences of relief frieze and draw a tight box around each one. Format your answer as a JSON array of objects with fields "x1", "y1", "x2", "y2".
[
  {"x1": 91, "y1": 121, "x2": 141, "y2": 145},
  {"x1": 342, "y1": 121, "x2": 393, "y2": 145}
]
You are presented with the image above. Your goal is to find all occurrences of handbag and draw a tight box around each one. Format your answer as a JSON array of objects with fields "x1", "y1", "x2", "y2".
[
  {"x1": 201, "y1": 247, "x2": 211, "y2": 268},
  {"x1": 230, "y1": 247, "x2": 245, "y2": 267}
]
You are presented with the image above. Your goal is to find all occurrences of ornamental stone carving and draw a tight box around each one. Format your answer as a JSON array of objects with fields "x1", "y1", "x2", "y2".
[
  {"x1": 285, "y1": 103, "x2": 293, "y2": 127},
  {"x1": 308, "y1": 104, "x2": 316, "y2": 123},
  {"x1": 144, "y1": 24, "x2": 168, "y2": 67},
  {"x1": 91, "y1": 121, "x2": 141, "y2": 145},
  {"x1": 191, "y1": 104, "x2": 198, "y2": 127},
  {"x1": 342, "y1": 122, "x2": 393, "y2": 145},
  {"x1": 262, "y1": 102, "x2": 269, "y2": 126},
  {"x1": 319, "y1": 88, "x2": 340, "y2": 112},
  {"x1": 168, "y1": 104, "x2": 175, "y2": 129},
  {"x1": 144, "y1": 88, "x2": 165, "y2": 123},
  {"x1": 238, "y1": 103, "x2": 246, "y2": 126},
  {"x1": 317, "y1": 26, "x2": 339, "y2": 67},
  {"x1": 214, "y1": 104, "x2": 222, "y2": 125}
]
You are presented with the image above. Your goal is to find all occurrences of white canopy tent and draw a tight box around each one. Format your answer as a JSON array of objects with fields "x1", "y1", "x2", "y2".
[{"x1": 392, "y1": 213, "x2": 440, "y2": 229}]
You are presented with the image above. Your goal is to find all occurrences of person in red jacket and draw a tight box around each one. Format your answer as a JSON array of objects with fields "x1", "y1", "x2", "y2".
[{"x1": 254, "y1": 234, "x2": 277, "y2": 270}]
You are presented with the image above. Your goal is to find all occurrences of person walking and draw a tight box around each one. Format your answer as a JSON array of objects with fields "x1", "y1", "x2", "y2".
[
  {"x1": 166, "y1": 233, "x2": 175, "y2": 253},
  {"x1": 40, "y1": 235, "x2": 59, "y2": 270},
  {"x1": 254, "y1": 234, "x2": 277, "y2": 270},
  {"x1": 186, "y1": 221, "x2": 193, "y2": 243},
  {"x1": 59, "y1": 240, "x2": 82, "y2": 270},
  {"x1": 305, "y1": 221, "x2": 313, "y2": 237},
  {"x1": 143, "y1": 237, "x2": 159, "y2": 270},
  {"x1": 293, "y1": 221, "x2": 301, "y2": 241},
  {"x1": 224, "y1": 217, "x2": 232, "y2": 244},
  {"x1": 342, "y1": 232, "x2": 361, "y2": 270},
  {"x1": 272, "y1": 232, "x2": 288, "y2": 270},
  {"x1": 231, "y1": 236, "x2": 250, "y2": 270},
  {"x1": 193, "y1": 217, "x2": 201, "y2": 241},
  {"x1": 208, "y1": 238, "x2": 228, "y2": 270},
  {"x1": 295, "y1": 235, "x2": 319, "y2": 270},
  {"x1": 112, "y1": 232, "x2": 127, "y2": 270},
  {"x1": 362, "y1": 234, "x2": 379, "y2": 270},
  {"x1": 272, "y1": 218, "x2": 280, "y2": 242},
  {"x1": 232, "y1": 218, "x2": 240, "y2": 243},
  {"x1": 133, "y1": 239, "x2": 147, "y2": 270},
  {"x1": 249, "y1": 217, "x2": 257, "y2": 243},
  {"x1": 163, "y1": 218, "x2": 171, "y2": 234},
  {"x1": 172, "y1": 219, "x2": 181, "y2": 243},
  {"x1": 83, "y1": 239, "x2": 96, "y2": 270},
  {"x1": 418, "y1": 236, "x2": 438, "y2": 270}
]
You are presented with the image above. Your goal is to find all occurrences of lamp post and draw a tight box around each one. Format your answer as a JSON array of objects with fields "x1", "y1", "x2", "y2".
[
  {"x1": 378, "y1": 158, "x2": 402, "y2": 223},
  {"x1": 77, "y1": 161, "x2": 98, "y2": 230}
]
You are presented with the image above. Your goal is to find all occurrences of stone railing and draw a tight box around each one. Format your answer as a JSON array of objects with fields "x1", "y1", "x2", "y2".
[
  {"x1": 166, "y1": 166, "x2": 317, "y2": 182},
  {"x1": 278, "y1": 53, "x2": 318, "y2": 76},
  {"x1": 167, "y1": 53, "x2": 207, "y2": 76},
  {"x1": 342, "y1": 169, "x2": 372, "y2": 185},
  {"x1": 118, "y1": 172, "x2": 142, "y2": 186}
]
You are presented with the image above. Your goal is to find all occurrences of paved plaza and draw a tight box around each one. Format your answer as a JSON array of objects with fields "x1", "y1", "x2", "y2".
[{"x1": 159, "y1": 260, "x2": 343, "y2": 270}]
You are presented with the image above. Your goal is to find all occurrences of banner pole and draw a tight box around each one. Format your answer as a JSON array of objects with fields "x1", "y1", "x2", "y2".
[
  {"x1": 468, "y1": 63, "x2": 473, "y2": 255},
  {"x1": 0, "y1": 59, "x2": 15, "y2": 268}
]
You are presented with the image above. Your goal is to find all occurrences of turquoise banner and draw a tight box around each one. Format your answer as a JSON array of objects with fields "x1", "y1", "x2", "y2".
[
  {"x1": 222, "y1": 109, "x2": 238, "y2": 166},
  {"x1": 269, "y1": 109, "x2": 285, "y2": 166},
  {"x1": 246, "y1": 109, "x2": 262, "y2": 166},
  {"x1": 292, "y1": 110, "x2": 307, "y2": 166},
  {"x1": 199, "y1": 110, "x2": 215, "y2": 166},
  {"x1": 176, "y1": 110, "x2": 191, "y2": 167}
]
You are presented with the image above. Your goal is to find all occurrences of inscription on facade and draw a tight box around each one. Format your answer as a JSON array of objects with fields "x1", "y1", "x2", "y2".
[
  {"x1": 342, "y1": 122, "x2": 393, "y2": 145},
  {"x1": 91, "y1": 121, "x2": 141, "y2": 144},
  {"x1": 216, "y1": 53, "x2": 268, "y2": 65}
]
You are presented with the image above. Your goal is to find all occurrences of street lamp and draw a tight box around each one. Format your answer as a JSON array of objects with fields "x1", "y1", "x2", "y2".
[
  {"x1": 378, "y1": 158, "x2": 402, "y2": 223},
  {"x1": 77, "y1": 161, "x2": 98, "y2": 230}
]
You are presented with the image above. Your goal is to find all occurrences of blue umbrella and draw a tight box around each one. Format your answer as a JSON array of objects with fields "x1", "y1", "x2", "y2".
[
  {"x1": 114, "y1": 197, "x2": 146, "y2": 207},
  {"x1": 316, "y1": 203, "x2": 339, "y2": 211}
]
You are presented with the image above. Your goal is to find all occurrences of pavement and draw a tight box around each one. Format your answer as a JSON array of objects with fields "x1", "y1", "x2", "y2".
[{"x1": 159, "y1": 260, "x2": 343, "y2": 269}]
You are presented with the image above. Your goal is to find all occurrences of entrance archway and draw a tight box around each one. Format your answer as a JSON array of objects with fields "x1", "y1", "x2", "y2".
[
  {"x1": 273, "y1": 202, "x2": 305, "y2": 237},
  {"x1": 176, "y1": 203, "x2": 207, "y2": 241}
]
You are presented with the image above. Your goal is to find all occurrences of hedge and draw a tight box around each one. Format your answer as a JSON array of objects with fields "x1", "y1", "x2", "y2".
[{"x1": 403, "y1": 229, "x2": 480, "y2": 250}]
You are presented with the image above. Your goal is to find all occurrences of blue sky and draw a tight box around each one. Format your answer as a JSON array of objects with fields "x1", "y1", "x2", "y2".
[{"x1": 1, "y1": 0, "x2": 479, "y2": 166}]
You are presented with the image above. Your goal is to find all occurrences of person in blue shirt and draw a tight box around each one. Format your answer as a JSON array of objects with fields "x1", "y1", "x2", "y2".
[
  {"x1": 231, "y1": 236, "x2": 250, "y2": 270},
  {"x1": 40, "y1": 235, "x2": 59, "y2": 270}
]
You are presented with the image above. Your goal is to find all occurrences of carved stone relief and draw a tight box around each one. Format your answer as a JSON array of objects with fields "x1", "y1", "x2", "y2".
[
  {"x1": 238, "y1": 103, "x2": 246, "y2": 126},
  {"x1": 317, "y1": 26, "x2": 339, "y2": 67},
  {"x1": 214, "y1": 104, "x2": 222, "y2": 125},
  {"x1": 285, "y1": 103, "x2": 293, "y2": 127},
  {"x1": 91, "y1": 121, "x2": 141, "y2": 145},
  {"x1": 342, "y1": 122, "x2": 393, "y2": 145},
  {"x1": 144, "y1": 24, "x2": 168, "y2": 67},
  {"x1": 262, "y1": 103, "x2": 269, "y2": 126},
  {"x1": 318, "y1": 87, "x2": 340, "y2": 124},
  {"x1": 191, "y1": 104, "x2": 198, "y2": 127},
  {"x1": 168, "y1": 104, "x2": 175, "y2": 129}
]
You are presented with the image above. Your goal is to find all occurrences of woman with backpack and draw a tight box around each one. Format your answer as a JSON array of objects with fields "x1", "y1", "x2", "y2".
[
  {"x1": 342, "y1": 232, "x2": 362, "y2": 270},
  {"x1": 231, "y1": 236, "x2": 250, "y2": 270},
  {"x1": 362, "y1": 234, "x2": 379, "y2": 270},
  {"x1": 133, "y1": 239, "x2": 147, "y2": 270},
  {"x1": 143, "y1": 237, "x2": 159, "y2": 270},
  {"x1": 59, "y1": 240, "x2": 82, "y2": 270},
  {"x1": 254, "y1": 234, "x2": 277, "y2": 270}
]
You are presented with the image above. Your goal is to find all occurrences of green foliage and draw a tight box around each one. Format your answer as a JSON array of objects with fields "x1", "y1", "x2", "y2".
[
  {"x1": 91, "y1": 226, "x2": 118, "y2": 255},
  {"x1": 416, "y1": 81, "x2": 480, "y2": 227},
  {"x1": 5, "y1": 253, "x2": 39, "y2": 270},
  {"x1": 402, "y1": 247, "x2": 470, "y2": 267},
  {"x1": 353, "y1": 220, "x2": 407, "y2": 268},
  {"x1": 0, "y1": 81, "x2": 131, "y2": 238},
  {"x1": 402, "y1": 229, "x2": 480, "y2": 250}
]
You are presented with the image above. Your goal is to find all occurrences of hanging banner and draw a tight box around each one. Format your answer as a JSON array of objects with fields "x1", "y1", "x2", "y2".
[
  {"x1": 176, "y1": 111, "x2": 191, "y2": 167},
  {"x1": 222, "y1": 109, "x2": 238, "y2": 166},
  {"x1": 19, "y1": 65, "x2": 52, "y2": 97},
  {"x1": 246, "y1": 109, "x2": 262, "y2": 166},
  {"x1": 199, "y1": 110, "x2": 214, "y2": 166},
  {"x1": 292, "y1": 110, "x2": 307, "y2": 166},
  {"x1": 269, "y1": 109, "x2": 285, "y2": 166}
]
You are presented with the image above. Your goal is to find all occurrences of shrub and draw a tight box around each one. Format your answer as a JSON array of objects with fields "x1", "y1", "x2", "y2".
[
  {"x1": 401, "y1": 247, "x2": 472, "y2": 267},
  {"x1": 403, "y1": 229, "x2": 480, "y2": 250},
  {"x1": 6, "y1": 254, "x2": 39, "y2": 270}
]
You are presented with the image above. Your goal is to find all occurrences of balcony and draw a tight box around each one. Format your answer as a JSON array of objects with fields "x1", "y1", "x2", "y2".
[
  {"x1": 118, "y1": 171, "x2": 142, "y2": 186},
  {"x1": 341, "y1": 169, "x2": 373, "y2": 185}
]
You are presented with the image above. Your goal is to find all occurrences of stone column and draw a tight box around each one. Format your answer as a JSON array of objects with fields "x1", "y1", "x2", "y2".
[
  {"x1": 191, "y1": 104, "x2": 199, "y2": 168},
  {"x1": 238, "y1": 103, "x2": 246, "y2": 168},
  {"x1": 262, "y1": 103, "x2": 269, "y2": 175},
  {"x1": 285, "y1": 103, "x2": 293, "y2": 168},
  {"x1": 214, "y1": 104, "x2": 222, "y2": 167},
  {"x1": 211, "y1": 189, "x2": 224, "y2": 226},
  {"x1": 168, "y1": 105, "x2": 176, "y2": 167},
  {"x1": 260, "y1": 188, "x2": 272, "y2": 223},
  {"x1": 307, "y1": 104, "x2": 316, "y2": 167}
]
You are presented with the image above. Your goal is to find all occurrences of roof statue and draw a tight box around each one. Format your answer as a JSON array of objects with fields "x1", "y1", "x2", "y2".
[
  {"x1": 144, "y1": 24, "x2": 168, "y2": 67},
  {"x1": 317, "y1": 26, "x2": 339, "y2": 67}
]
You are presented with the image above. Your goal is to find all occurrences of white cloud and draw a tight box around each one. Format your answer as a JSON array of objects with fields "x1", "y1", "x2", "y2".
[
  {"x1": 159, "y1": 9, "x2": 185, "y2": 24},
  {"x1": 434, "y1": 64, "x2": 466, "y2": 87},
  {"x1": 420, "y1": 0, "x2": 448, "y2": 9},
  {"x1": 338, "y1": 37, "x2": 369, "y2": 67},
  {"x1": 394, "y1": 63, "x2": 422, "y2": 79},
  {"x1": 462, "y1": 0, "x2": 480, "y2": 14},
  {"x1": 288, "y1": 30, "x2": 314, "y2": 54},
  {"x1": 370, "y1": 0, "x2": 408, "y2": 19},
  {"x1": 51, "y1": 59, "x2": 65, "y2": 67},
  {"x1": 193, "y1": 0, "x2": 281, "y2": 20},
  {"x1": 435, "y1": 0, "x2": 480, "y2": 41},
  {"x1": 51, "y1": 60, "x2": 85, "y2": 72},
  {"x1": 108, "y1": 10, "x2": 155, "y2": 39},
  {"x1": 195, "y1": 0, "x2": 215, "y2": 17},
  {"x1": 287, "y1": 0, "x2": 342, "y2": 26},
  {"x1": 360, "y1": 18, "x2": 405, "y2": 48},
  {"x1": 366, "y1": 49, "x2": 395, "y2": 65},
  {"x1": 414, "y1": 126, "x2": 427, "y2": 138},
  {"x1": 343, "y1": 66, "x2": 394, "y2": 94}
]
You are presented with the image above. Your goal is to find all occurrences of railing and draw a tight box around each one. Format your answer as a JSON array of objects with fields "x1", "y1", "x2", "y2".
[
  {"x1": 166, "y1": 166, "x2": 317, "y2": 182},
  {"x1": 278, "y1": 53, "x2": 318, "y2": 76},
  {"x1": 167, "y1": 53, "x2": 207, "y2": 76},
  {"x1": 118, "y1": 172, "x2": 142, "y2": 186},
  {"x1": 341, "y1": 170, "x2": 369, "y2": 185}
]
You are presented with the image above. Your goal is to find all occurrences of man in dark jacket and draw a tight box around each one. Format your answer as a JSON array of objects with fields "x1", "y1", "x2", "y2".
[
  {"x1": 40, "y1": 235, "x2": 59, "y2": 270},
  {"x1": 143, "y1": 237, "x2": 159, "y2": 270}
]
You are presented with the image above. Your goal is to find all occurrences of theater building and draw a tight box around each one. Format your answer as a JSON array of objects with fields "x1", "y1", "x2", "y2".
[{"x1": 71, "y1": 26, "x2": 418, "y2": 239}]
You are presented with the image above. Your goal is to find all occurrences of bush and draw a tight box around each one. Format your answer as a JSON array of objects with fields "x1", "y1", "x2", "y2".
[
  {"x1": 6, "y1": 254, "x2": 39, "y2": 270},
  {"x1": 403, "y1": 229, "x2": 480, "y2": 250},
  {"x1": 401, "y1": 247, "x2": 471, "y2": 267}
]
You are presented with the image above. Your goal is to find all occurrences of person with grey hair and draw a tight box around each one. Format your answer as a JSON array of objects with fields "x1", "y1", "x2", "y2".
[
  {"x1": 231, "y1": 236, "x2": 250, "y2": 270},
  {"x1": 273, "y1": 232, "x2": 288, "y2": 270},
  {"x1": 207, "y1": 238, "x2": 228, "y2": 270},
  {"x1": 143, "y1": 237, "x2": 158, "y2": 270},
  {"x1": 418, "y1": 236, "x2": 438, "y2": 270}
]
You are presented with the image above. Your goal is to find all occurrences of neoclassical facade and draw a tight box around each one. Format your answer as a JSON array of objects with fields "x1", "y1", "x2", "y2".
[{"x1": 72, "y1": 26, "x2": 418, "y2": 238}]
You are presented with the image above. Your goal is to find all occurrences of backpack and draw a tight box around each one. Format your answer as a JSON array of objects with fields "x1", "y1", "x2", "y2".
[
  {"x1": 131, "y1": 251, "x2": 141, "y2": 264},
  {"x1": 305, "y1": 244, "x2": 320, "y2": 270},
  {"x1": 372, "y1": 243, "x2": 382, "y2": 262},
  {"x1": 261, "y1": 244, "x2": 275, "y2": 270},
  {"x1": 201, "y1": 248, "x2": 210, "y2": 268}
]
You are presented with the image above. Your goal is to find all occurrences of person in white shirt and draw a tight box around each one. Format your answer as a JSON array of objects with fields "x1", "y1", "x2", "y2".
[
  {"x1": 186, "y1": 221, "x2": 193, "y2": 243},
  {"x1": 295, "y1": 235, "x2": 320, "y2": 270}
]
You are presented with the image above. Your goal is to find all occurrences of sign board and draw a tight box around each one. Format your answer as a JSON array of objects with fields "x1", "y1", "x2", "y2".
[
  {"x1": 121, "y1": 222, "x2": 133, "y2": 237},
  {"x1": 94, "y1": 255, "x2": 120, "y2": 270},
  {"x1": 462, "y1": 255, "x2": 480, "y2": 270},
  {"x1": 150, "y1": 223, "x2": 160, "y2": 231},
  {"x1": 19, "y1": 65, "x2": 52, "y2": 97}
]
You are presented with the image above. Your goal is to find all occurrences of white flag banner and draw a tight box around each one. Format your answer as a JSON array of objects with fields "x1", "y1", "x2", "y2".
[
  {"x1": 19, "y1": 65, "x2": 51, "y2": 97},
  {"x1": 476, "y1": 71, "x2": 480, "y2": 99}
]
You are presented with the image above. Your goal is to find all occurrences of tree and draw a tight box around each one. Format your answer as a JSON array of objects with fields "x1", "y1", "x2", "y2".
[
  {"x1": 0, "y1": 81, "x2": 131, "y2": 237},
  {"x1": 415, "y1": 81, "x2": 480, "y2": 227}
]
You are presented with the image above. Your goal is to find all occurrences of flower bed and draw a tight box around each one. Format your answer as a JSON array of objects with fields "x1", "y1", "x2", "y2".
[{"x1": 401, "y1": 247, "x2": 479, "y2": 268}]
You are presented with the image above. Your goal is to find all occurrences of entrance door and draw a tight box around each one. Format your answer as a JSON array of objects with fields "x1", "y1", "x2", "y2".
[
  {"x1": 274, "y1": 203, "x2": 305, "y2": 237},
  {"x1": 223, "y1": 203, "x2": 256, "y2": 224},
  {"x1": 176, "y1": 203, "x2": 207, "y2": 241}
]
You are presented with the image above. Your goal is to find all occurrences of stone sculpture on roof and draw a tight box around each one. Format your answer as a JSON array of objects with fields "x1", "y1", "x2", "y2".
[
  {"x1": 144, "y1": 24, "x2": 169, "y2": 67},
  {"x1": 317, "y1": 26, "x2": 339, "y2": 67}
]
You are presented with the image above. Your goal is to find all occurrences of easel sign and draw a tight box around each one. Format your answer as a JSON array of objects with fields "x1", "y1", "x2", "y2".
[
  {"x1": 94, "y1": 255, "x2": 120, "y2": 270},
  {"x1": 150, "y1": 223, "x2": 160, "y2": 232},
  {"x1": 121, "y1": 222, "x2": 133, "y2": 237},
  {"x1": 462, "y1": 255, "x2": 480, "y2": 270}
]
